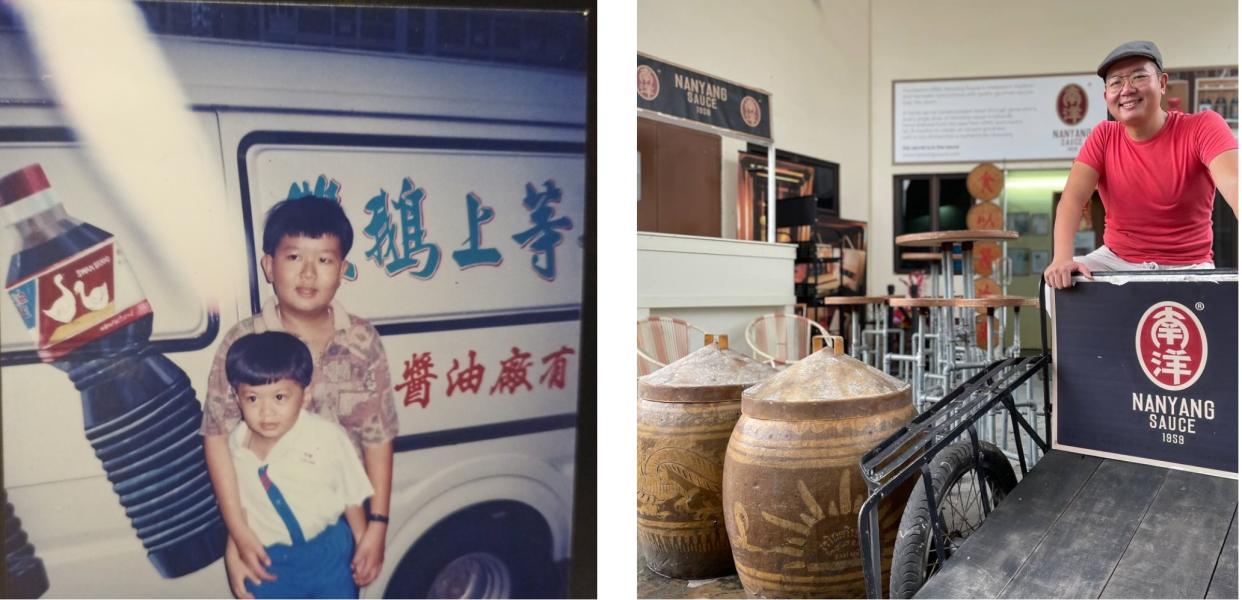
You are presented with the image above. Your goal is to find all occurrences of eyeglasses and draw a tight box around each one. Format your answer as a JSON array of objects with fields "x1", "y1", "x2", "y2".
[{"x1": 1105, "y1": 71, "x2": 1157, "y2": 93}]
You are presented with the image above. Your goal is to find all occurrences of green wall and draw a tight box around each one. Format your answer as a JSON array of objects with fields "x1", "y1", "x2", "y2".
[{"x1": 1003, "y1": 169, "x2": 1067, "y2": 351}]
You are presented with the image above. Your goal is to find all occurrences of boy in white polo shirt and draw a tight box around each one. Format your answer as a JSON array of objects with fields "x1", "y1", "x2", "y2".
[{"x1": 225, "y1": 331, "x2": 374, "y2": 598}]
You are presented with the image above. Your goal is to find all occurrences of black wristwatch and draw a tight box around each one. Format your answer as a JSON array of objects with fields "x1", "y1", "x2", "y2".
[{"x1": 367, "y1": 512, "x2": 389, "y2": 524}]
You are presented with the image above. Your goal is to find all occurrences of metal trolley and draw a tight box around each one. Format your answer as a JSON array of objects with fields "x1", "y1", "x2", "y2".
[{"x1": 856, "y1": 274, "x2": 1057, "y2": 598}]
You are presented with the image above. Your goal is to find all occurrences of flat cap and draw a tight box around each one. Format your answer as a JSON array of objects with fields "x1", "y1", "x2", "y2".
[{"x1": 1097, "y1": 40, "x2": 1163, "y2": 78}]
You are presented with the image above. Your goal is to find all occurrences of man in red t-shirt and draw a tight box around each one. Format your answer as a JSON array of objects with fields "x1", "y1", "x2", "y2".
[{"x1": 1044, "y1": 40, "x2": 1238, "y2": 289}]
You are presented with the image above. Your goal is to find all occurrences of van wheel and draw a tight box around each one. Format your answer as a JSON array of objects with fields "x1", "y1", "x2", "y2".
[
  {"x1": 384, "y1": 502, "x2": 560, "y2": 599},
  {"x1": 428, "y1": 551, "x2": 512, "y2": 597}
]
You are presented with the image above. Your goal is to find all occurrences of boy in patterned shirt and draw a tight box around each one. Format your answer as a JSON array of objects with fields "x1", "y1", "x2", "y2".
[{"x1": 201, "y1": 198, "x2": 399, "y2": 598}]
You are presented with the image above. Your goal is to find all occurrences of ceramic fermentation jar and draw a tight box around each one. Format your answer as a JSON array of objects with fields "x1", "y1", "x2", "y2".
[
  {"x1": 723, "y1": 338, "x2": 914, "y2": 598},
  {"x1": 637, "y1": 337, "x2": 777, "y2": 579}
]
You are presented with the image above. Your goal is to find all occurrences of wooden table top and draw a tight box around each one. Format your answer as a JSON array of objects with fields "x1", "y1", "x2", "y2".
[
  {"x1": 888, "y1": 295, "x2": 1036, "y2": 308},
  {"x1": 895, "y1": 229, "x2": 1019, "y2": 247},
  {"x1": 915, "y1": 451, "x2": 1237, "y2": 599},
  {"x1": 815, "y1": 295, "x2": 895, "y2": 305}
]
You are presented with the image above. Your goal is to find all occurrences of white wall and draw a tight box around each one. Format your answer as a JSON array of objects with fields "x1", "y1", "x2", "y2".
[
  {"x1": 870, "y1": 0, "x2": 1239, "y2": 292},
  {"x1": 637, "y1": 0, "x2": 873, "y2": 235}
]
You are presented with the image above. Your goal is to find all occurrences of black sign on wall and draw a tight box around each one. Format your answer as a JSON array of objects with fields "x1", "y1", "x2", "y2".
[
  {"x1": 1053, "y1": 273, "x2": 1237, "y2": 478},
  {"x1": 637, "y1": 53, "x2": 772, "y2": 142}
]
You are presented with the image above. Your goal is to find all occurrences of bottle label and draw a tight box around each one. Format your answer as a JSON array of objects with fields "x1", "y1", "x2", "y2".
[{"x1": 6, "y1": 239, "x2": 152, "y2": 362}]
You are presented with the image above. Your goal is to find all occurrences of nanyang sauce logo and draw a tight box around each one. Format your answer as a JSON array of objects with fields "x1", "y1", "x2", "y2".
[{"x1": 1135, "y1": 301, "x2": 1207, "y2": 391}]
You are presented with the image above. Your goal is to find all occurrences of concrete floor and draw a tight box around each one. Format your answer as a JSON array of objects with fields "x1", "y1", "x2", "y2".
[{"x1": 636, "y1": 545, "x2": 746, "y2": 599}]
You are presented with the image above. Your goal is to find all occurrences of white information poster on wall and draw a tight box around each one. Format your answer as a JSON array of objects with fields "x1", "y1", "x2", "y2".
[{"x1": 894, "y1": 74, "x2": 1107, "y2": 163}]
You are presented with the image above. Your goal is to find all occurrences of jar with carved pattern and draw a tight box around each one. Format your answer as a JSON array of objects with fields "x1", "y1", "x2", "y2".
[
  {"x1": 722, "y1": 338, "x2": 914, "y2": 598},
  {"x1": 637, "y1": 337, "x2": 777, "y2": 579}
]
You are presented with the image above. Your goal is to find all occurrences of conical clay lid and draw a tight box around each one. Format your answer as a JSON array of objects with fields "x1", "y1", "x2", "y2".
[
  {"x1": 742, "y1": 337, "x2": 910, "y2": 420},
  {"x1": 640, "y1": 336, "x2": 778, "y2": 403}
]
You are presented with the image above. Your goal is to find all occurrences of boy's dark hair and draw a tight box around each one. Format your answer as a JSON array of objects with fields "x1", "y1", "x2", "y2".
[
  {"x1": 225, "y1": 331, "x2": 313, "y2": 390},
  {"x1": 262, "y1": 197, "x2": 354, "y2": 257}
]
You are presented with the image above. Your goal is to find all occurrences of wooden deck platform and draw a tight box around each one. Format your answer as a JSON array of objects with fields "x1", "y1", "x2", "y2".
[{"x1": 915, "y1": 450, "x2": 1238, "y2": 599}]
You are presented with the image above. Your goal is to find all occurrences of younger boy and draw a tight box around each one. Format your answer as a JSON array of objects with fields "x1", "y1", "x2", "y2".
[
  {"x1": 201, "y1": 198, "x2": 399, "y2": 597},
  {"x1": 224, "y1": 331, "x2": 374, "y2": 599}
]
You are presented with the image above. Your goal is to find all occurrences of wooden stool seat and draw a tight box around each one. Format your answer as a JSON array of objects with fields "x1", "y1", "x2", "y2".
[
  {"x1": 948, "y1": 296, "x2": 1038, "y2": 309},
  {"x1": 895, "y1": 229, "x2": 1019, "y2": 247},
  {"x1": 816, "y1": 295, "x2": 893, "y2": 306},
  {"x1": 887, "y1": 297, "x2": 958, "y2": 308}
]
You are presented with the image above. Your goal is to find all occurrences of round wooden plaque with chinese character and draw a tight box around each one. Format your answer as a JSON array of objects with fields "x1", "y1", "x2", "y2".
[
  {"x1": 967, "y1": 162, "x2": 1004, "y2": 201},
  {"x1": 973, "y1": 241, "x2": 1002, "y2": 276},
  {"x1": 966, "y1": 201, "x2": 1004, "y2": 230},
  {"x1": 974, "y1": 276, "x2": 1001, "y2": 298},
  {"x1": 975, "y1": 314, "x2": 1002, "y2": 349}
]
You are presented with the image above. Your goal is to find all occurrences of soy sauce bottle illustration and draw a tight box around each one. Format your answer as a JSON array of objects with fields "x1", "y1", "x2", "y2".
[
  {"x1": 1, "y1": 164, "x2": 225, "y2": 577},
  {"x1": 4, "y1": 490, "x2": 49, "y2": 598}
]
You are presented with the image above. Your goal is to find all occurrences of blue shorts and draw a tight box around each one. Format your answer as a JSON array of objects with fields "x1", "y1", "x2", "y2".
[{"x1": 245, "y1": 518, "x2": 356, "y2": 599}]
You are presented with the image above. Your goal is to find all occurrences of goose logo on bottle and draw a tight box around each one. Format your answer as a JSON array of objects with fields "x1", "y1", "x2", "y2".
[{"x1": 7, "y1": 240, "x2": 151, "y2": 361}]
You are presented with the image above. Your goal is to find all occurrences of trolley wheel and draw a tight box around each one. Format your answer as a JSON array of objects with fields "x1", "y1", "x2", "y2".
[{"x1": 888, "y1": 440, "x2": 1017, "y2": 598}]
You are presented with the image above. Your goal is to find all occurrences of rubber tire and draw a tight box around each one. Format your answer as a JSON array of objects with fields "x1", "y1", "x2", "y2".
[
  {"x1": 383, "y1": 503, "x2": 560, "y2": 599},
  {"x1": 888, "y1": 440, "x2": 1018, "y2": 599}
]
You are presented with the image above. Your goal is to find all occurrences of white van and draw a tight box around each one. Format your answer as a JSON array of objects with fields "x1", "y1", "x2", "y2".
[{"x1": 0, "y1": 29, "x2": 585, "y2": 599}]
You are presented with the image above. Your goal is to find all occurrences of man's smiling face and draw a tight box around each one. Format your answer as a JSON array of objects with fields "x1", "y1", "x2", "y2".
[{"x1": 1104, "y1": 56, "x2": 1166, "y2": 126}]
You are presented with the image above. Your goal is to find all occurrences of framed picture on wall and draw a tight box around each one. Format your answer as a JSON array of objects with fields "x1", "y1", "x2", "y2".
[
  {"x1": 737, "y1": 152, "x2": 814, "y2": 241},
  {"x1": 1007, "y1": 211, "x2": 1030, "y2": 234},
  {"x1": 1009, "y1": 247, "x2": 1030, "y2": 277},
  {"x1": 1030, "y1": 250, "x2": 1051, "y2": 273},
  {"x1": 738, "y1": 147, "x2": 840, "y2": 241},
  {"x1": 1031, "y1": 213, "x2": 1050, "y2": 235}
]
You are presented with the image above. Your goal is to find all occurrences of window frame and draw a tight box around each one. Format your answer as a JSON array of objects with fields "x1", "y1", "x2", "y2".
[{"x1": 892, "y1": 171, "x2": 970, "y2": 274}]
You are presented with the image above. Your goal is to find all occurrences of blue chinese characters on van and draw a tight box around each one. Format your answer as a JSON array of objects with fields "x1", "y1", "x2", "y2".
[
  {"x1": 454, "y1": 192, "x2": 502, "y2": 269},
  {"x1": 512, "y1": 181, "x2": 572, "y2": 281},
  {"x1": 291, "y1": 173, "x2": 573, "y2": 283}
]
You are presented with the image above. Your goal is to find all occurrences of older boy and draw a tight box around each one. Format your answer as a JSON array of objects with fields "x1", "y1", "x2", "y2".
[
  {"x1": 201, "y1": 198, "x2": 399, "y2": 597},
  {"x1": 224, "y1": 331, "x2": 374, "y2": 598}
]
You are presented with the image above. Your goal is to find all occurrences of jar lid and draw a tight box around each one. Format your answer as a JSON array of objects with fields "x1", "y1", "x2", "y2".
[
  {"x1": 742, "y1": 337, "x2": 910, "y2": 420},
  {"x1": 639, "y1": 337, "x2": 778, "y2": 403},
  {"x1": 0, "y1": 164, "x2": 51, "y2": 207}
]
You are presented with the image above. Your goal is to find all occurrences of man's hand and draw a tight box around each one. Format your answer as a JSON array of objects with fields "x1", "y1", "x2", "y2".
[
  {"x1": 351, "y1": 523, "x2": 386, "y2": 587},
  {"x1": 1044, "y1": 258, "x2": 1091, "y2": 289},
  {"x1": 227, "y1": 527, "x2": 275, "y2": 598}
]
